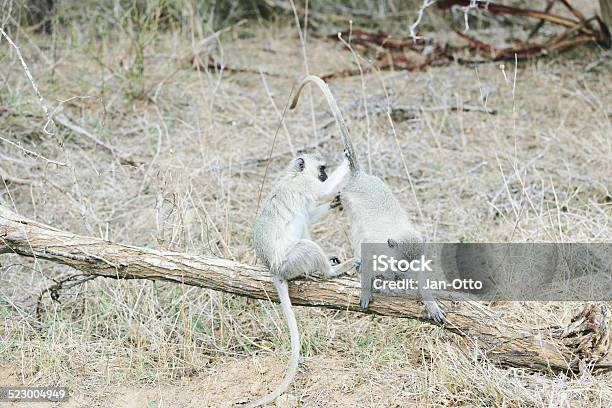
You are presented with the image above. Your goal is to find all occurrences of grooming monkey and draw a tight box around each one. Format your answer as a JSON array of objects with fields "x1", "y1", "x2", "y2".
[
  {"x1": 290, "y1": 75, "x2": 445, "y2": 322},
  {"x1": 248, "y1": 154, "x2": 359, "y2": 407}
]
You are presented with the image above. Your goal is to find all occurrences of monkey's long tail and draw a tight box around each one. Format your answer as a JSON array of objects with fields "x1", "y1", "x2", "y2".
[
  {"x1": 289, "y1": 74, "x2": 360, "y2": 175},
  {"x1": 245, "y1": 276, "x2": 300, "y2": 408}
]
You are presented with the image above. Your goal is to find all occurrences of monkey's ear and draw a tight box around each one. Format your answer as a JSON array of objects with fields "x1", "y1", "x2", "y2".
[
  {"x1": 295, "y1": 157, "x2": 305, "y2": 172},
  {"x1": 387, "y1": 238, "x2": 398, "y2": 248}
]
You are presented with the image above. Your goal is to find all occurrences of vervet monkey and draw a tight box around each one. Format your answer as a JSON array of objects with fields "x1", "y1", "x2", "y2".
[
  {"x1": 248, "y1": 154, "x2": 360, "y2": 407},
  {"x1": 290, "y1": 75, "x2": 445, "y2": 322}
]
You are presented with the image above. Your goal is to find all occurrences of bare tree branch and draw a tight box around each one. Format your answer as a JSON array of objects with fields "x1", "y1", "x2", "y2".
[{"x1": 0, "y1": 205, "x2": 609, "y2": 373}]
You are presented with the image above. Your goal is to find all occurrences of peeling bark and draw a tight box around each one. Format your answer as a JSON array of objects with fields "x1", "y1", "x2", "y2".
[{"x1": 0, "y1": 205, "x2": 609, "y2": 373}]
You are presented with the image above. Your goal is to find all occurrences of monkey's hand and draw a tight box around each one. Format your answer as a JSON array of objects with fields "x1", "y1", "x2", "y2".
[
  {"x1": 343, "y1": 148, "x2": 357, "y2": 171},
  {"x1": 342, "y1": 148, "x2": 353, "y2": 167},
  {"x1": 330, "y1": 195, "x2": 343, "y2": 211}
]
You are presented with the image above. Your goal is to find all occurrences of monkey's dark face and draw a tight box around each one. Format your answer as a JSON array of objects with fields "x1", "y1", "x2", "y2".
[
  {"x1": 318, "y1": 165, "x2": 328, "y2": 182},
  {"x1": 292, "y1": 155, "x2": 328, "y2": 183}
]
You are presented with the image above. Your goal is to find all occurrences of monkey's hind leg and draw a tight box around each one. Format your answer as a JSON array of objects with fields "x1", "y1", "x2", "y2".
[
  {"x1": 417, "y1": 263, "x2": 446, "y2": 323},
  {"x1": 279, "y1": 240, "x2": 359, "y2": 281}
]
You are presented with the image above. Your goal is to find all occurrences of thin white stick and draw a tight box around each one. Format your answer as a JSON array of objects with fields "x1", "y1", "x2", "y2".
[
  {"x1": 289, "y1": 0, "x2": 318, "y2": 140},
  {"x1": 462, "y1": 0, "x2": 489, "y2": 32},
  {"x1": 0, "y1": 28, "x2": 56, "y2": 135},
  {"x1": 0, "y1": 135, "x2": 65, "y2": 166},
  {"x1": 259, "y1": 72, "x2": 295, "y2": 156},
  {"x1": 338, "y1": 29, "x2": 372, "y2": 173},
  {"x1": 410, "y1": 0, "x2": 435, "y2": 40}
]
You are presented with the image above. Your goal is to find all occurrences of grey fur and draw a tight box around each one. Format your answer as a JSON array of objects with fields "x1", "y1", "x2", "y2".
[
  {"x1": 290, "y1": 75, "x2": 445, "y2": 323},
  {"x1": 248, "y1": 154, "x2": 359, "y2": 407}
]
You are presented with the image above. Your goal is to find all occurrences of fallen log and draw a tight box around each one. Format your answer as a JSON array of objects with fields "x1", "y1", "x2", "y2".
[{"x1": 0, "y1": 205, "x2": 609, "y2": 373}]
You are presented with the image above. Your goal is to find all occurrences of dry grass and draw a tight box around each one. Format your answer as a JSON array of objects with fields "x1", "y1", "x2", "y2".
[{"x1": 1, "y1": 4, "x2": 611, "y2": 407}]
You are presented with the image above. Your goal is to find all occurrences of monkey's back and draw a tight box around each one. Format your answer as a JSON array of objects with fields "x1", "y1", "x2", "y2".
[
  {"x1": 341, "y1": 172, "x2": 421, "y2": 257},
  {"x1": 254, "y1": 180, "x2": 316, "y2": 271}
]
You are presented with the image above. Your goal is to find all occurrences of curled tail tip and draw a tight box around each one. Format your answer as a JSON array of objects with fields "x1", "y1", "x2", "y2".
[
  {"x1": 289, "y1": 86, "x2": 301, "y2": 110},
  {"x1": 289, "y1": 76, "x2": 315, "y2": 110},
  {"x1": 302, "y1": 74, "x2": 323, "y2": 83},
  {"x1": 296, "y1": 74, "x2": 328, "y2": 92}
]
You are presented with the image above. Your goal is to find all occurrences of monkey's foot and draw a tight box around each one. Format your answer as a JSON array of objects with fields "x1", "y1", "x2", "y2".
[
  {"x1": 359, "y1": 293, "x2": 372, "y2": 311},
  {"x1": 330, "y1": 195, "x2": 343, "y2": 210},
  {"x1": 423, "y1": 300, "x2": 446, "y2": 323}
]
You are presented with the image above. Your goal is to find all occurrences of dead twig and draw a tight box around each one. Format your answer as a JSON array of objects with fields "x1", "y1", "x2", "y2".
[
  {"x1": 183, "y1": 19, "x2": 247, "y2": 61},
  {"x1": 438, "y1": 0, "x2": 596, "y2": 35},
  {"x1": 54, "y1": 113, "x2": 141, "y2": 166},
  {"x1": 192, "y1": 57, "x2": 289, "y2": 78},
  {"x1": 1, "y1": 174, "x2": 32, "y2": 186},
  {"x1": 527, "y1": 0, "x2": 557, "y2": 40},
  {"x1": 35, "y1": 274, "x2": 99, "y2": 321},
  {"x1": 454, "y1": 30, "x2": 547, "y2": 59},
  {"x1": 0, "y1": 135, "x2": 66, "y2": 167},
  {"x1": 323, "y1": 4, "x2": 606, "y2": 80},
  {"x1": 323, "y1": 30, "x2": 456, "y2": 79},
  {"x1": 0, "y1": 28, "x2": 56, "y2": 135},
  {"x1": 559, "y1": 0, "x2": 590, "y2": 25},
  {"x1": 441, "y1": 1, "x2": 607, "y2": 60}
]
